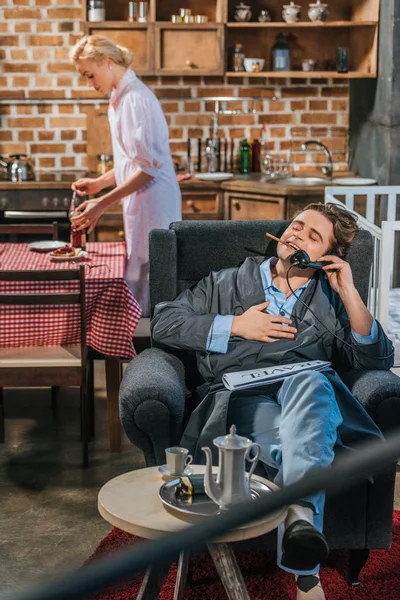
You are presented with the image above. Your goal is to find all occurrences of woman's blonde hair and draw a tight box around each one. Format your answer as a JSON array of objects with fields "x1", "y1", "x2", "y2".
[{"x1": 69, "y1": 34, "x2": 133, "y2": 68}]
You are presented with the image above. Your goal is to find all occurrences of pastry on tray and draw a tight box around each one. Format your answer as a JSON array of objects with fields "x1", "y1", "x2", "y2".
[{"x1": 49, "y1": 245, "x2": 82, "y2": 258}]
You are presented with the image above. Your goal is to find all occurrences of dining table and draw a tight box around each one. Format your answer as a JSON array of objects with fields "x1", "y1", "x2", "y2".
[{"x1": 0, "y1": 241, "x2": 142, "y2": 452}]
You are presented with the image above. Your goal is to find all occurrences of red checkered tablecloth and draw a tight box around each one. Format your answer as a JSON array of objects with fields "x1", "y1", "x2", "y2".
[{"x1": 0, "y1": 242, "x2": 142, "y2": 359}]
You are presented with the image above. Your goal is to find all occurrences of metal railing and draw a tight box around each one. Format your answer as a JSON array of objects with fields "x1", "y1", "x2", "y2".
[
  {"x1": 325, "y1": 186, "x2": 400, "y2": 333},
  {"x1": 3, "y1": 431, "x2": 400, "y2": 600}
]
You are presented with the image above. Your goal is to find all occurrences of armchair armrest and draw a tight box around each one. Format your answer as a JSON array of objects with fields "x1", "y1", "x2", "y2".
[
  {"x1": 119, "y1": 348, "x2": 186, "y2": 466},
  {"x1": 339, "y1": 369, "x2": 400, "y2": 432}
]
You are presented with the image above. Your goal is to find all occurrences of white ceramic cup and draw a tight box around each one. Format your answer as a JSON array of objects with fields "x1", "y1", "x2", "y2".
[{"x1": 165, "y1": 446, "x2": 193, "y2": 475}]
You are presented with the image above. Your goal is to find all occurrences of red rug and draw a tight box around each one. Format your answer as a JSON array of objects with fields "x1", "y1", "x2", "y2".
[{"x1": 85, "y1": 511, "x2": 400, "y2": 599}]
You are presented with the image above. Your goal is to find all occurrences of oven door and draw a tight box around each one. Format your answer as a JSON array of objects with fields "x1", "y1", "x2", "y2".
[{"x1": 1, "y1": 210, "x2": 70, "y2": 242}]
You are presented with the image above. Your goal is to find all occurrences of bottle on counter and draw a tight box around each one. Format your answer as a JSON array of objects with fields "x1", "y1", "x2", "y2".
[
  {"x1": 260, "y1": 123, "x2": 272, "y2": 176},
  {"x1": 232, "y1": 43, "x2": 246, "y2": 72},
  {"x1": 205, "y1": 138, "x2": 218, "y2": 173},
  {"x1": 251, "y1": 138, "x2": 261, "y2": 173},
  {"x1": 239, "y1": 138, "x2": 250, "y2": 174},
  {"x1": 260, "y1": 123, "x2": 269, "y2": 155},
  {"x1": 69, "y1": 193, "x2": 87, "y2": 250},
  {"x1": 271, "y1": 33, "x2": 290, "y2": 71}
]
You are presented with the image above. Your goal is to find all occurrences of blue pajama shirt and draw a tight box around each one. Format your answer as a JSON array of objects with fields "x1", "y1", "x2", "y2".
[{"x1": 206, "y1": 258, "x2": 378, "y2": 575}]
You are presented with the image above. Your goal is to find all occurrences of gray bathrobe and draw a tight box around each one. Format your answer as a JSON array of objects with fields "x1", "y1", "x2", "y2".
[{"x1": 151, "y1": 256, "x2": 394, "y2": 462}]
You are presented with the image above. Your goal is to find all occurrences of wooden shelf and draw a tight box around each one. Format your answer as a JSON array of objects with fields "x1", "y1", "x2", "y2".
[
  {"x1": 226, "y1": 70, "x2": 376, "y2": 78},
  {"x1": 85, "y1": 21, "x2": 150, "y2": 27},
  {"x1": 227, "y1": 21, "x2": 378, "y2": 27},
  {"x1": 87, "y1": 0, "x2": 380, "y2": 78},
  {"x1": 156, "y1": 21, "x2": 219, "y2": 27}
]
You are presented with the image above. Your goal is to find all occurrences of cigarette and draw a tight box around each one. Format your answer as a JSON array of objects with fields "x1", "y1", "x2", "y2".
[{"x1": 265, "y1": 232, "x2": 297, "y2": 250}]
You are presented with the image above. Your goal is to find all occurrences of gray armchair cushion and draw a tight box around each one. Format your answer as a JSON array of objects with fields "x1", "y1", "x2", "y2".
[
  {"x1": 119, "y1": 348, "x2": 186, "y2": 466},
  {"x1": 340, "y1": 369, "x2": 400, "y2": 431}
]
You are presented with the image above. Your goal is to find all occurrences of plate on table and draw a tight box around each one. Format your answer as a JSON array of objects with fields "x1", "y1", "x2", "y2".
[
  {"x1": 195, "y1": 173, "x2": 234, "y2": 182},
  {"x1": 158, "y1": 476, "x2": 272, "y2": 517},
  {"x1": 28, "y1": 240, "x2": 67, "y2": 253},
  {"x1": 48, "y1": 248, "x2": 88, "y2": 262},
  {"x1": 331, "y1": 177, "x2": 377, "y2": 186}
]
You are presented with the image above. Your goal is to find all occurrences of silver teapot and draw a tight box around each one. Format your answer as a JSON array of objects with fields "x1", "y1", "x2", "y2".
[
  {"x1": 0, "y1": 154, "x2": 36, "y2": 182},
  {"x1": 202, "y1": 425, "x2": 260, "y2": 511}
]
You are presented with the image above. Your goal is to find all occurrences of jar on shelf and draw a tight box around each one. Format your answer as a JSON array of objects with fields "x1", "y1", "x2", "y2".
[
  {"x1": 97, "y1": 153, "x2": 113, "y2": 175},
  {"x1": 88, "y1": 0, "x2": 105, "y2": 21},
  {"x1": 232, "y1": 43, "x2": 245, "y2": 72}
]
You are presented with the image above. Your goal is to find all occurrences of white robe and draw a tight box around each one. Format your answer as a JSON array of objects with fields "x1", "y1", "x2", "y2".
[{"x1": 108, "y1": 69, "x2": 182, "y2": 316}]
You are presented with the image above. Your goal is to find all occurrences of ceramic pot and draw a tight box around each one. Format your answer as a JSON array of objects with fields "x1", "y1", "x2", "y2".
[
  {"x1": 258, "y1": 9, "x2": 271, "y2": 22},
  {"x1": 282, "y1": 1, "x2": 300, "y2": 23},
  {"x1": 302, "y1": 58, "x2": 316, "y2": 71},
  {"x1": 234, "y1": 2, "x2": 251, "y2": 22},
  {"x1": 308, "y1": 0, "x2": 328, "y2": 22}
]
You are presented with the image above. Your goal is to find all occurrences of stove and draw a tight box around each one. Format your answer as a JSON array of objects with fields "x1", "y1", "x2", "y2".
[{"x1": 0, "y1": 171, "x2": 87, "y2": 241}]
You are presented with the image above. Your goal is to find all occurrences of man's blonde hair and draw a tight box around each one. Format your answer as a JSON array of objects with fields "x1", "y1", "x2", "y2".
[{"x1": 70, "y1": 34, "x2": 133, "y2": 68}]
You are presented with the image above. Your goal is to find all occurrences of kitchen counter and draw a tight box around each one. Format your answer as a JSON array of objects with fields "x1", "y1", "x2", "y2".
[
  {"x1": 0, "y1": 170, "x2": 360, "y2": 193},
  {"x1": 0, "y1": 171, "x2": 86, "y2": 190},
  {"x1": 180, "y1": 171, "x2": 359, "y2": 195}
]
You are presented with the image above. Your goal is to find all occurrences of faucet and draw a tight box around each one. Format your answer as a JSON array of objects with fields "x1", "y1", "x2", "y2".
[{"x1": 301, "y1": 140, "x2": 333, "y2": 178}]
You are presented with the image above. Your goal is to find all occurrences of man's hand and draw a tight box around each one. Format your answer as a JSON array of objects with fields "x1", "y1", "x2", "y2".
[
  {"x1": 319, "y1": 254, "x2": 355, "y2": 296},
  {"x1": 231, "y1": 301, "x2": 297, "y2": 343}
]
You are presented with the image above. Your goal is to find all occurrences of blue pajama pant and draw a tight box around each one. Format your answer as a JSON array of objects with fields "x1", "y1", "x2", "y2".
[{"x1": 227, "y1": 370, "x2": 343, "y2": 576}]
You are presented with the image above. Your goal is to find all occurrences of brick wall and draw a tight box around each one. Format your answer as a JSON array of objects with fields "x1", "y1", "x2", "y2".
[{"x1": 0, "y1": 1, "x2": 349, "y2": 173}]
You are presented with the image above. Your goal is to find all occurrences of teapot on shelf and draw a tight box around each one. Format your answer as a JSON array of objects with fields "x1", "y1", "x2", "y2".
[{"x1": 202, "y1": 424, "x2": 261, "y2": 511}]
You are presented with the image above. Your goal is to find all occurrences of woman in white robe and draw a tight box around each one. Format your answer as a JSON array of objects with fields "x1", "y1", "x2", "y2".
[{"x1": 70, "y1": 35, "x2": 181, "y2": 316}]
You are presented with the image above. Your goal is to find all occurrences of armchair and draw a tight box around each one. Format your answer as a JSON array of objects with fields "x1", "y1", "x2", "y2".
[{"x1": 120, "y1": 220, "x2": 400, "y2": 584}]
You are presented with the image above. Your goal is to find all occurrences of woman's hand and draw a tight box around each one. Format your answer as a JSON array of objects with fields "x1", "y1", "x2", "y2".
[
  {"x1": 319, "y1": 254, "x2": 355, "y2": 296},
  {"x1": 71, "y1": 199, "x2": 104, "y2": 234},
  {"x1": 72, "y1": 177, "x2": 103, "y2": 197}
]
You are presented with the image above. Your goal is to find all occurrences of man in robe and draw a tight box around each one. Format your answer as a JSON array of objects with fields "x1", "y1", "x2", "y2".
[{"x1": 151, "y1": 202, "x2": 394, "y2": 600}]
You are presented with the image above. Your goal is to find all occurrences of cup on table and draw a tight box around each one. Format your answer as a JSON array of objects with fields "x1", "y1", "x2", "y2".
[{"x1": 165, "y1": 446, "x2": 193, "y2": 475}]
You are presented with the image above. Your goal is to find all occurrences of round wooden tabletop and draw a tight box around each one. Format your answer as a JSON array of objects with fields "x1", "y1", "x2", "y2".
[{"x1": 98, "y1": 465, "x2": 287, "y2": 544}]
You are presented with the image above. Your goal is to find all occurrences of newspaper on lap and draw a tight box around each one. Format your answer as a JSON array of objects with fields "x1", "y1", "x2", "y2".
[{"x1": 222, "y1": 360, "x2": 331, "y2": 391}]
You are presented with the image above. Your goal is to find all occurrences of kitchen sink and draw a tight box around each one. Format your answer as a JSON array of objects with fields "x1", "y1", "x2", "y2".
[{"x1": 269, "y1": 176, "x2": 330, "y2": 186}]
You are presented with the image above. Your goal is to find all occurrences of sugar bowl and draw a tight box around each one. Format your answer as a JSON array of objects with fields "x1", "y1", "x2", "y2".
[
  {"x1": 308, "y1": 0, "x2": 329, "y2": 22},
  {"x1": 282, "y1": 1, "x2": 300, "y2": 23}
]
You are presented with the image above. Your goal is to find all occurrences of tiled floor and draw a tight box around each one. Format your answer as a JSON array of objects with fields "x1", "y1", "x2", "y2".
[
  {"x1": 0, "y1": 361, "x2": 144, "y2": 595},
  {"x1": 0, "y1": 361, "x2": 399, "y2": 596}
]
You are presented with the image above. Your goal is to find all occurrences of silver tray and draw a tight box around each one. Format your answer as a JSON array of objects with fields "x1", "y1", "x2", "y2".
[{"x1": 158, "y1": 476, "x2": 272, "y2": 517}]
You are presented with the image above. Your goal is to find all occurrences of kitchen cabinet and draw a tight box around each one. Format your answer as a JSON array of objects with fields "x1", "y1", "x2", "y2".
[
  {"x1": 84, "y1": 23, "x2": 154, "y2": 76},
  {"x1": 224, "y1": 191, "x2": 285, "y2": 221},
  {"x1": 93, "y1": 212, "x2": 125, "y2": 242},
  {"x1": 93, "y1": 189, "x2": 223, "y2": 241},
  {"x1": 155, "y1": 23, "x2": 224, "y2": 76},
  {"x1": 83, "y1": 0, "x2": 379, "y2": 79},
  {"x1": 182, "y1": 189, "x2": 223, "y2": 220}
]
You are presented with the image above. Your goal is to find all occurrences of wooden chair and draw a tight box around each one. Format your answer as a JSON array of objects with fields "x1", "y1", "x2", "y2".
[
  {"x1": 0, "y1": 221, "x2": 59, "y2": 240},
  {"x1": 0, "y1": 266, "x2": 91, "y2": 467},
  {"x1": 0, "y1": 221, "x2": 62, "y2": 409}
]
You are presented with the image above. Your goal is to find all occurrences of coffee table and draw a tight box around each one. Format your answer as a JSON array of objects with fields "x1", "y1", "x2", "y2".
[{"x1": 98, "y1": 465, "x2": 287, "y2": 600}]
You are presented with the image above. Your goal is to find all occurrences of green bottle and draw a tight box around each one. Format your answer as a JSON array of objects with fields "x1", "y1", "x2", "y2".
[{"x1": 239, "y1": 138, "x2": 250, "y2": 174}]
